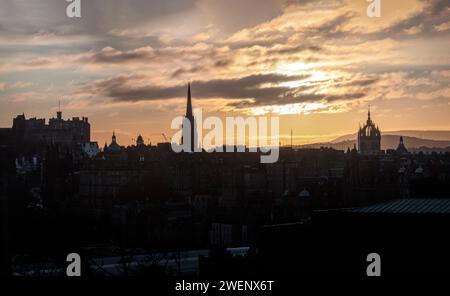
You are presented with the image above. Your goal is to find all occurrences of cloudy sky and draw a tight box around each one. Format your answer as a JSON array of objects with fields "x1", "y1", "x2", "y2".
[{"x1": 0, "y1": 0, "x2": 449, "y2": 145}]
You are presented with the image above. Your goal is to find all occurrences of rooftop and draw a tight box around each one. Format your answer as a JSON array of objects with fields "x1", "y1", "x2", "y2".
[{"x1": 349, "y1": 198, "x2": 450, "y2": 215}]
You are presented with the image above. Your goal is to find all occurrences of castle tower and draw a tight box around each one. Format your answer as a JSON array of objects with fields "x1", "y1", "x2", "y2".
[{"x1": 357, "y1": 107, "x2": 381, "y2": 155}]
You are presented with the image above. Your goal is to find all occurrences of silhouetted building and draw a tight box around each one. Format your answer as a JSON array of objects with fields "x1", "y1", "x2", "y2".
[
  {"x1": 136, "y1": 134, "x2": 145, "y2": 147},
  {"x1": 83, "y1": 142, "x2": 100, "y2": 158},
  {"x1": 4, "y1": 101, "x2": 450, "y2": 277},
  {"x1": 12, "y1": 111, "x2": 90, "y2": 147},
  {"x1": 396, "y1": 136, "x2": 408, "y2": 154},
  {"x1": 358, "y1": 108, "x2": 381, "y2": 155},
  {"x1": 181, "y1": 83, "x2": 198, "y2": 152},
  {"x1": 256, "y1": 198, "x2": 450, "y2": 276},
  {"x1": 105, "y1": 131, "x2": 123, "y2": 153}
]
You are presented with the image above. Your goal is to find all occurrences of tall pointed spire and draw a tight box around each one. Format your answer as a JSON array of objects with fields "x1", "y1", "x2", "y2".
[
  {"x1": 186, "y1": 82, "x2": 193, "y2": 118},
  {"x1": 368, "y1": 105, "x2": 371, "y2": 121},
  {"x1": 182, "y1": 82, "x2": 197, "y2": 152}
]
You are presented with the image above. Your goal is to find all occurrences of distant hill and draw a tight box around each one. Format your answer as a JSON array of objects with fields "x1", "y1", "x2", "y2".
[
  {"x1": 301, "y1": 134, "x2": 450, "y2": 151},
  {"x1": 331, "y1": 130, "x2": 450, "y2": 143}
]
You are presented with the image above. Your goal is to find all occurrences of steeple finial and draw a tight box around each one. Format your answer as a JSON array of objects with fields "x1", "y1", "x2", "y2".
[
  {"x1": 368, "y1": 105, "x2": 371, "y2": 121},
  {"x1": 57, "y1": 99, "x2": 63, "y2": 120},
  {"x1": 290, "y1": 128, "x2": 293, "y2": 148},
  {"x1": 186, "y1": 82, "x2": 193, "y2": 118}
]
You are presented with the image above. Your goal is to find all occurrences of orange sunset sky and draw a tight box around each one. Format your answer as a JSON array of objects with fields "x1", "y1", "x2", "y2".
[{"x1": 0, "y1": 0, "x2": 449, "y2": 146}]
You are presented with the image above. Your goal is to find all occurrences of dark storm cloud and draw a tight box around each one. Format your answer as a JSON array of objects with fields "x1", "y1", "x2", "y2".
[
  {"x1": 171, "y1": 66, "x2": 206, "y2": 78},
  {"x1": 82, "y1": 48, "x2": 155, "y2": 64},
  {"x1": 227, "y1": 92, "x2": 323, "y2": 108},
  {"x1": 428, "y1": 0, "x2": 449, "y2": 16},
  {"x1": 214, "y1": 59, "x2": 232, "y2": 68},
  {"x1": 337, "y1": 78, "x2": 380, "y2": 88},
  {"x1": 79, "y1": 71, "x2": 370, "y2": 108},
  {"x1": 79, "y1": 45, "x2": 230, "y2": 66},
  {"x1": 80, "y1": 73, "x2": 313, "y2": 104},
  {"x1": 227, "y1": 91, "x2": 366, "y2": 108}
]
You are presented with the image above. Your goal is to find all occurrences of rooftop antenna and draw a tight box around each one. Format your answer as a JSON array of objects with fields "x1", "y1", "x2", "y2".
[{"x1": 57, "y1": 99, "x2": 62, "y2": 120}]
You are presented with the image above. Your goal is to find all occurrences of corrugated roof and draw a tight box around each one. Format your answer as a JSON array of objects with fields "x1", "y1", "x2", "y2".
[{"x1": 350, "y1": 198, "x2": 450, "y2": 214}]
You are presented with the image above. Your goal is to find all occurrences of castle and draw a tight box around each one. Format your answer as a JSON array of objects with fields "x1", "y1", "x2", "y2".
[{"x1": 9, "y1": 111, "x2": 90, "y2": 148}]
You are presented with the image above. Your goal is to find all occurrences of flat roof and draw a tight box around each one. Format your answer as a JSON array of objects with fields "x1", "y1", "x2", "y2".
[{"x1": 349, "y1": 198, "x2": 450, "y2": 214}]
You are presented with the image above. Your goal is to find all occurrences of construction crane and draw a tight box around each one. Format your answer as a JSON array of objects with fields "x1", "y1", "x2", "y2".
[{"x1": 162, "y1": 133, "x2": 169, "y2": 143}]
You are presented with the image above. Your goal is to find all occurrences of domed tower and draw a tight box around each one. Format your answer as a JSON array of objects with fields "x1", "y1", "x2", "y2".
[
  {"x1": 136, "y1": 134, "x2": 144, "y2": 147},
  {"x1": 357, "y1": 108, "x2": 381, "y2": 155},
  {"x1": 106, "y1": 131, "x2": 122, "y2": 152}
]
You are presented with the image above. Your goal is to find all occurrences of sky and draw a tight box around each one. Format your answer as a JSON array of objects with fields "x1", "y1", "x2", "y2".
[{"x1": 0, "y1": 0, "x2": 449, "y2": 146}]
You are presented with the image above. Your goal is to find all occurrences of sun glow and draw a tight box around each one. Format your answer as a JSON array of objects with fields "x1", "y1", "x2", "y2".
[
  {"x1": 276, "y1": 61, "x2": 333, "y2": 87},
  {"x1": 249, "y1": 102, "x2": 328, "y2": 116},
  {"x1": 277, "y1": 62, "x2": 310, "y2": 74},
  {"x1": 254, "y1": 63, "x2": 338, "y2": 115}
]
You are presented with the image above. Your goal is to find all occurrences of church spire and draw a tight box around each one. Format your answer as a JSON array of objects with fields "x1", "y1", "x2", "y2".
[
  {"x1": 182, "y1": 82, "x2": 197, "y2": 152},
  {"x1": 368, "y1": 105, "x2": 371, "y2": 121},
  {"x1": 186, "y1": 82, "x2": 193, "y2": 118}
]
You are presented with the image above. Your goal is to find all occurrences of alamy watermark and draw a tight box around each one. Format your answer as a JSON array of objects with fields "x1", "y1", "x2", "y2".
[
  {"x1": 366, "y1": 252, "x2": 381, "y2": 276},
  {"x1": 66, "y1": 0, "x2": 81, "y2": 18},
  {"x1": 170, "y1": 108, "x2": 280, "y2": 164},
  {"x1": 64, "y1": 1, "x2": 381, "y2": 20},
  {"x1": 367, "y1": 0, "x2": 381, "y2": 18},
  {"x1": 66, "y1": 253, "x2": 81, "y2": 276}
]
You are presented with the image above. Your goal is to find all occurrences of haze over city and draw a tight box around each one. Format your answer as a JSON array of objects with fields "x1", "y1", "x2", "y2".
[{"x1": 0, "y1": 0, "x2": 449, "y2": 146}]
